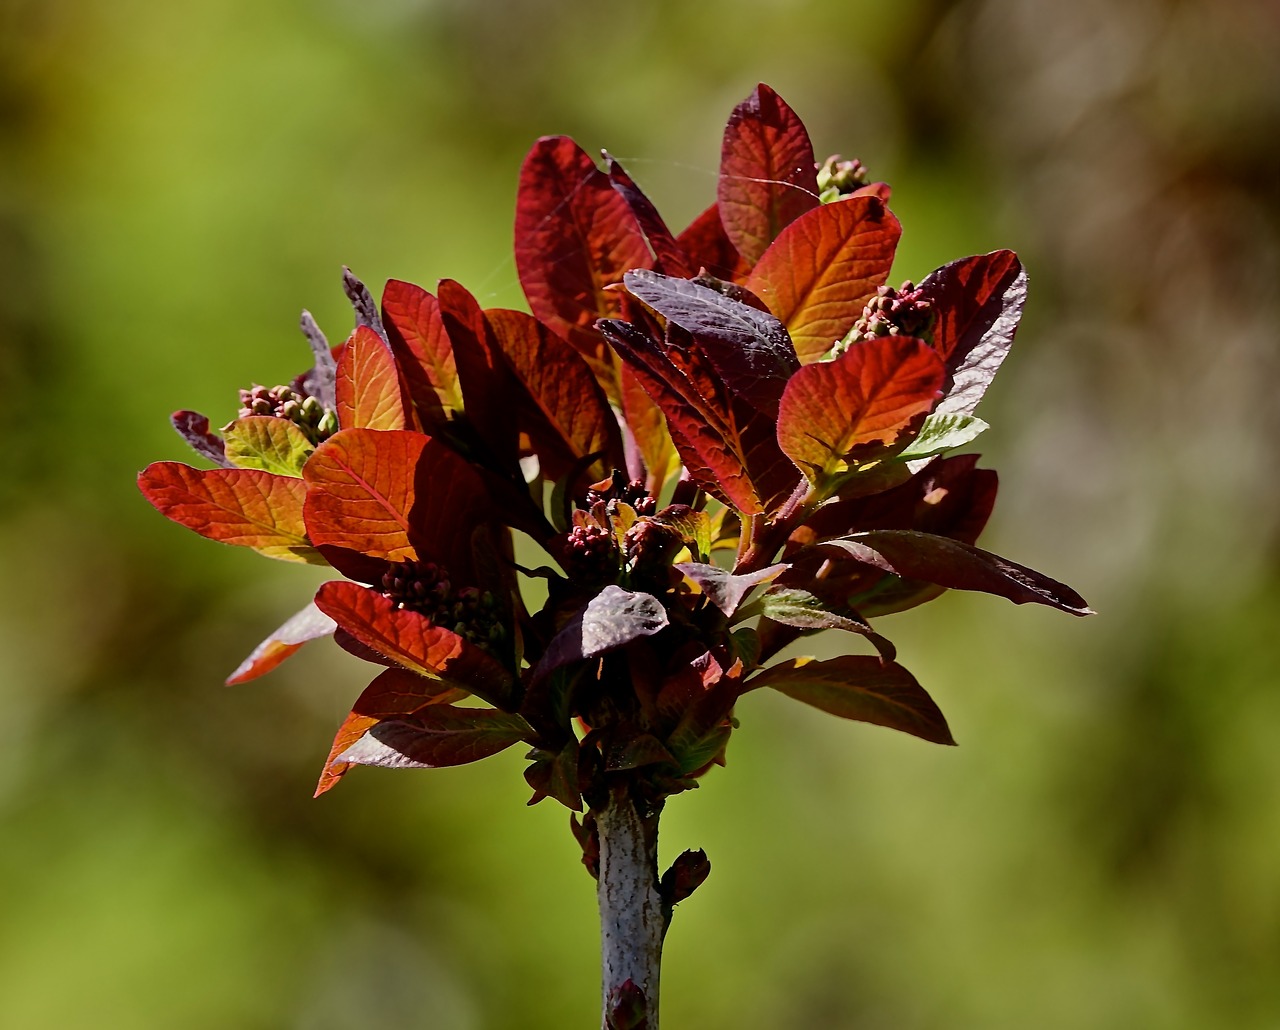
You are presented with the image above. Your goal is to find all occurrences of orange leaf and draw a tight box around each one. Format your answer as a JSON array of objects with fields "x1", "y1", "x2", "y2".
[{"x1": 335, "y1": 325, "x2": 407, "y2": 431}]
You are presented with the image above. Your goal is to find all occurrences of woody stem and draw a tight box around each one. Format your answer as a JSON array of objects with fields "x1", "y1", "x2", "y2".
[{"x1": 596, "y1": 783, "x2": 665, "y2": 1028}]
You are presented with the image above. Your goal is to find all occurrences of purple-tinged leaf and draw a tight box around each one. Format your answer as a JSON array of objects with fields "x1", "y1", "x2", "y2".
[
  {"x1": 602, "y1": 733, "x2": 676, "y2": 772},
  {"x1": 777, "y1": 336, "x2": 944, "y2": 481},
  {"x1": 316, "y1": 666, "x2": 468, "y2": 796},
  {"x1": 921, "y1": 251, "x2": 1026, "y2": 417},
  {"x1": 138, "y1": 462, "x2": 322, "y2": 564},
  {"x1": 334, "y1": 325, "x2": 408, "y2": 431},
  {"x1": 674, "y1": 561, "x2": 787, "y2": 617},
  {"x1": 749, "y1": 655, "x2": 954, "y2": 745},
  {"x1": 745, "y1": 195, "x2": 901, "y2": 364},
  {"x1": 532, "y1": 585, "x2": 668, "y2": 683},
  {"x1": 718, "y1": 84, "x2": 820, "y2": 267},
  {"x1": 337, "y1": 704, "x2": 532, "y2": 771},
  {"x1": 815, "y1": 530, "x2": 1093, "y2": 615},
  {"x1": 342, "y1": 266, "x2": 388, "y2": 344},
  {"x1": 223, "y1": 416, "x2": 314, "y2": 477},
  {"x1": 623, "y1": 269, "x2": 799, "y2": 417},
  {"x1": 226, "y1": 602, "x2": 336, "y2": 685},
  {"x1": 298, "y1": 310, "x2": 337, "y2": 410},
  {"x1": 171, "y1": 410, "x2": 233, "y2": 468},
  {"x1": 605, "y1": 153, "x2": 692, "y2": 277}
]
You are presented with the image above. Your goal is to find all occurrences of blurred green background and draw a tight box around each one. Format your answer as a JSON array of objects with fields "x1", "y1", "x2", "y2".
[{"x1": 2, "y1": 0, "x2": 1278, "y2": 1026}]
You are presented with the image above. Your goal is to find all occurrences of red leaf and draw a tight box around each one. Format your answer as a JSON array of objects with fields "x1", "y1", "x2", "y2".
[
  {"x1": 749, "y1": 655, "x2": 954, "y2": 745},
  {"x1": 226, "y1": 602, "x2": 336, "y2": 685},
  {"x1": 746, "y1": 195, "x2": 902, "y2": 364},
  {"x1": 718, "y1": 84, "x2": 819, "y2": 267},
  {"x1": 922, "y1": 251, "x2": 1027, "y2": 417},
  {"x1": 335, "y1": 325, "x2": 407, "y2": 431},
  {"x1": 484, "y1": 307, "x2": 624, "y2": 481},
  {"x1": 438, "y1": 278, "x2": 520, "y2": 472},
  {"x1": 336, "y1": 704, "x2": 533, "y2": 772},
  {"x1": 605, "y1": 153, "x2": 692, "y2": 277},
  {"x1": 302, "y1": 428, "x2": 490, "y2": 570},
  {"x1": 314, "y1": 580, "x2": 516, "y2": 706},
  {"x1": 513, "y1": 136, "x2": 652, "y2": 394},
  {"x1": 676, "y1": 203, "x2": 750, "y2": 282},
  {"x1": 315, "y1": 667, "x2": 468, "y2": 796},
  {"x1": 600, "y1": 319, "x2": 799, "y2": 515},
  {"x1": 815, "y1": 530, "x2": 1093, "y2": 615},
  {"x1": 138, "y1": 462, "x2": 322, "y2": 564},
  {"x1": 776, "y1": 337, "x2": 944, "y2": 481},
  {"x1": 619, "y1": 364, "x2": 679, "y2": 495},
  {"x1": 381, "y1": 279, "x2": 462, "y2": 429}
]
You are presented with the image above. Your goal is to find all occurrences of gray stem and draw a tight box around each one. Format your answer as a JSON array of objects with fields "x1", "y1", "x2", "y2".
[{"x1": 596, "y1": 785, "x2": 664, "y2": 1029}]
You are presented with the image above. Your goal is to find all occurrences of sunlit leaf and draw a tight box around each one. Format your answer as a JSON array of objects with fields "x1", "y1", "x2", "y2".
[
  {"x1": 619, "y1": 364, "x2": 680, "y2": 496},
  {"x1": 335, "y1": 325, "x2": 407, "y2": 431},
  {"x1": 814, "y1": 530, "x2": 1094, "y2": 615},
  {"x1": 749, "y1": 655, "x2": 954, "y2": 745},
  {"x1": 314, "y1": 666, "x2": 467, "y2": 796},
  {"x1": 335, "y1": 703, "x2": 531, "y2": 773},
  {"x1": 718, "y1": 84, "x2": 819, "y2": 267},
  {"x1": 314, "y1": 580, "x2": 516, "y2": 707},
  {"x1": 485, "y1": 307, "x2": 623, "y2": 481},
  {"x1": 138, "y1": 462, "x2": 322, "y2": 563},
  {"x1": 777, "y1": 336, "x2": 944, "y2": 481},
  {"x1": 623, "y1": 270, "x2": 799, "y2": 417},
  {"x1": 755, "y1": 586, "x2": 896, "y2": 661},
  {"x1": 381, "y1": 279, "x2": 462, "y2": 428},
  {"x1": 896, "y1": 412, "x2": 989, "y2": 463},
  {"x1": 745, "y1": 195, "x2": 902, "y2": 364},
  {"x1": 513, "y1": 136, "x2": 651, "y2": 394},
  {"x1": 532, "y1": 585, "x2": 668, "y2": 682},
  {"x1": 223, "y1": 416, "x2": 314, "y2": 477},
  {"x1": 302, "y1": 428, "x2": 490, "y2": 567},
  {"x1": 922, "y1": 251, "x2": 1027, "y2": 417},
  {"x1": 226, "y1": 601, "x2": 336, "y2": 685}
]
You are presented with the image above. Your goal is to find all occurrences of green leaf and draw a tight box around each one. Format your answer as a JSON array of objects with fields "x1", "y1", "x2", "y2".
[
  {"x1": 755, "y1": 586, "x2": 896, "y2": 661},
  {"x1": 223, "y1": 416, "x2": 315, "y2": 477},
  {"x1": 896, "y1": 413, "x2": 989, "y2": 463},
  {"x1": 749, "y1": 655, "x2": 954, "y2": 745}
]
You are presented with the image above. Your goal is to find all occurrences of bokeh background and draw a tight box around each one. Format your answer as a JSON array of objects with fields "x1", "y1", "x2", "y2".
[{"x1": 2, "y1": 0, "x2": 1278, "y2": 1026}]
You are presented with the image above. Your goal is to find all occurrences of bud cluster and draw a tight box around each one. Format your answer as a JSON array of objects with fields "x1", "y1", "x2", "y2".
[
  {"x1": 557, "y1": 518, "x2": 621, "y2": 584},
  {"x1": 816, "y1": 154, "x2": 869, "y2": 202},
  {"x1": 586, "y1": 472, "x2": 657, "y2": 517},
  {"x1": 380, "y1": 559, "x2": 507, "y2": 654},
  {"x1": 848, "y1": 281, "x2": 935, "y2": 346},
  {"x1": 623, "y1": 519, "x2": 682, "y2": 584},
  {"x1": 237, "y1": 383, "x2": 338, "y2": 443}
]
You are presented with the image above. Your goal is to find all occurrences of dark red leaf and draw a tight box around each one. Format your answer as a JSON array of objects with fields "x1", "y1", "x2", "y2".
[
  {"x1": 381, "y1": 279, "x2": 462, "y2": 431},
  {"x1": 314, "y1": 580, "x2": 517, "y2": 706},
  {"x1": 335, "y1": 325, "x2": 407, "y2": 431},
  {"x1": 749, "y1": 655, "x2": 954, "y2": 745},
  {"x1": 921, "y1": 251, "x2": 1027, "y2": 417},
  {"x1": 438, "y1": 278, "x2": 520, "y2": 472},
  {"x1": 776, "y1": 336, "x2": 944, "y2": 481},
  {"x1": 605, "y1": 153, "x2": 692, "y2": 277},
  {"x1": 745, "y1": 195, "x2": 901, "y2": 364},
  {"x1": 484, "y1": 307, "x2": 624, "y2": 481},
  {"x1": 815, "y1": 530, "x2": 1093, "y2": 615},
  {"x1": 676, "y1": 203, "x2": 750, "y2": 282},
  {"x1": 513, "y1": 136, "x2": 652, "y2": 395},
  {"x1": 336, "y1": 704, "x2": 532, "y2": 772},
  {"x1": 315, "y1": 666, "x2": 467, "y2": 796},
  {"x1": 619, "y1": 364, "x2": 679, "y2": 495},
  {"x1": 226, "y1": 602, "x2": 336, "y2": 685},
  {"x1": 623, "y1": 270, "x2": 799, "y2": 418},
  {"x1": 138, "y1": 462, "x2": 322, "y2": 564},
  {"x1": 718, "y1": 84, "x2": 819, "y2": 267}
]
